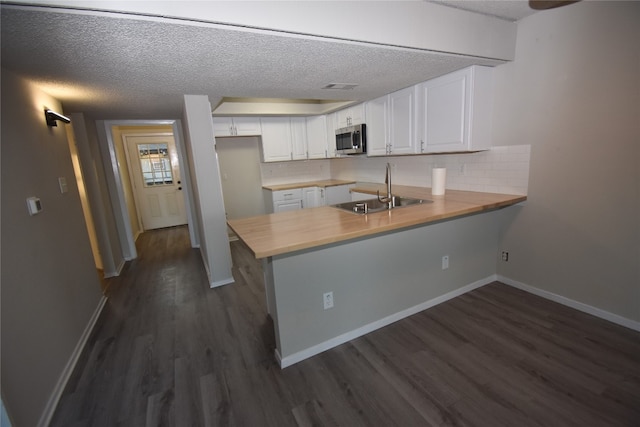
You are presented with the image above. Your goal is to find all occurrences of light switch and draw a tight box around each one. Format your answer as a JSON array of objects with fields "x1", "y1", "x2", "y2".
[
  {"x1": 26, "y1": 197, "x2": 42, "y2": 215},
  {"x1": 58, "y1": 177, "x2": 68, "y2": 193}
]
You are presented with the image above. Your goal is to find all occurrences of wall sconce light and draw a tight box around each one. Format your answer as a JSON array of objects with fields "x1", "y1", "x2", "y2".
[{"x1": 45, "y1": 109, "x2": 71, "y2": 127}]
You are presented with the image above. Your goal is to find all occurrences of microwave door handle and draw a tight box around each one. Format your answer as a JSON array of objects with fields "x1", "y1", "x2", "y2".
[{"x1": 352, "y1": 131, "x2": 357, "y2": 148}]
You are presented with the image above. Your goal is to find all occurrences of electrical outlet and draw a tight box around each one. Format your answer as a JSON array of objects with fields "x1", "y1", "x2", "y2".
[
  {"x1": 442, "y1": 255, "x2": 449, "y2": 270},
  {"x1": 323, "y1": 292, "x2": 334, "y2": 310},
  {"x1": 501, "y1": 251, "x2": 509, "y2": 262}
]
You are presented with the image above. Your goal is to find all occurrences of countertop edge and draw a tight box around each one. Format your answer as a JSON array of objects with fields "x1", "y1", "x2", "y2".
[
  {"x1": 262, "y1": 179, "x2": 356, "y2": 191},
  {"x1": 230, "y1": 194, "x2": 526, "y2": 259}
]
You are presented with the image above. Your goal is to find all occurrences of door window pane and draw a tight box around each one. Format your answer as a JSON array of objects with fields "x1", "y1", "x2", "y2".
[{"x1": 137, "y1": 143, "x2": 173, "y2": 186}]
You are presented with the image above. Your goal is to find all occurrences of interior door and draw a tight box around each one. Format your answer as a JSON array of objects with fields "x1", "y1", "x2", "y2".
[{"x1": 124, "y1": 134, "x2": 187, "y2": 230}]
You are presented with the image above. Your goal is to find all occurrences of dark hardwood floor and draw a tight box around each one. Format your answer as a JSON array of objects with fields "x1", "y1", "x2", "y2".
[{"x1": 51, "y1": 226, "x2": 640, "y2": 426}]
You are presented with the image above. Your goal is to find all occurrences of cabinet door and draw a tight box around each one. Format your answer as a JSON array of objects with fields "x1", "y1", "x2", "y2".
[
  {"x1": 365, "y1": 95, "x2": 389, "y2": 156},
  {"x1": 261, "y1": 117, "x2": 293, "y2": 162},
  {"x1": 233, "y1": 117, "x2": 262, "y2": 136},
  {"x1": 334, "y1": 103, "x2": 365, "y2": 128},
  {"x1": 348, "y1": 103, "x2": 366, "y2": 125},
  {"x1": 274, "y1": 199, "x2": 302, "y2": 212},
  {"x1": 389, "y1": 86, "x2": 418, "y2": 155},
  {"x1": 302, "y1": 187, "x2": 320, "y2": 208},
  {"x1": 212, "y1": 117, "x2": 234, "y2": 137},
  {"x1": 334, "y1": 108, "x2": 351, "y2": 128},
  {"x1": 325, "y1": 114, "x2": 338, "y2": 158},
  {"x1": 420, "y1": 69, "x2": 469, "y2": 153},
  {"x1": 306, "y1": 115, "x2": 328, "y2": 159},
  {"x1": 290, "y1": 117, "x2": 308, "y2": 160}
]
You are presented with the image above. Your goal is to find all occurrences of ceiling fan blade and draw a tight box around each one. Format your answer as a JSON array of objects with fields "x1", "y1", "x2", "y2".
[{"x1": 529, "y1": 0, "x2": 580, "y2": 10}]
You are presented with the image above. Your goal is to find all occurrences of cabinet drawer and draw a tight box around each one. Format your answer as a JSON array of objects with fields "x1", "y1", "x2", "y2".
[{"x1": 272, "y1": 188, "x2": 303, "y2": 202}]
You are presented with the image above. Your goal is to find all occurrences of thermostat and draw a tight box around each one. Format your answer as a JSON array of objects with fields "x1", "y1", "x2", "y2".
[{"x1": 26, "y1": 197, "x2": 42, "y2": 216}]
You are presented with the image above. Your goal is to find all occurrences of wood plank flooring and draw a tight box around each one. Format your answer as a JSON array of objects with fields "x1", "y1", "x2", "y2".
[{"x1": 50, "y1": 226, "x2": 640, "y2": 426}]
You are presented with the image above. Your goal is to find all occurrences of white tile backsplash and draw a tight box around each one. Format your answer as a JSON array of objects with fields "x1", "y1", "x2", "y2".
[
  {"x1": 330, "y1": 145, "x2": 530, "y2": 195},
  {"x1": 260, "y1": 146, "x2": 530, "y2": 195},
  {"x1": 261, "y1": 159, "x2": 331, "y2": 186}
]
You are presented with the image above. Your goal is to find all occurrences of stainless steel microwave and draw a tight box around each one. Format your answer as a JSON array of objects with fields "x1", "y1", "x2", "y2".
[{"x1": 335, "y1": 123, "x2": 366, "y2": 155}]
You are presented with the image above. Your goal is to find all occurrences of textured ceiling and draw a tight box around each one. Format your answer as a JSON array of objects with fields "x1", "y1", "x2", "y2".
[{"x1": 0, "y1": 3, "x2": 533, "y2": 119}]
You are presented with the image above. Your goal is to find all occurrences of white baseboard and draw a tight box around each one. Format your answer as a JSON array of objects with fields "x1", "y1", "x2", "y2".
[
  {"x1": 210, "y1": 277, "x2": 235, "y2": 288},
  {"x1": 279, "y1": 275, "x2": 497, "y2": 368},
  {"x1": 37, "y1": 295, "x2": 108, "y2": 427},
  {"x1": 498, "y1": 275, "x2": 640, "y2": 332},
  {"x1": 104, "y1": 258, "x2": 126, "y2": 279}
]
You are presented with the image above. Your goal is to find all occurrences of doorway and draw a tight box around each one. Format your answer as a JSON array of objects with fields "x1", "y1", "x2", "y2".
[
  {"x1": 216, "y1": 136, "x2": 265, "y2": 239},
  {"x1": 123, "y1": 133, "x2": 188, "y2": 231}
]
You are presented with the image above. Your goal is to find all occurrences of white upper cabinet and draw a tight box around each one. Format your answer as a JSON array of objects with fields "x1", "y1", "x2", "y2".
[
  {"x1": 290, "y1": 117, "x2": 308, "y2": 160},
  {"x1": 365, "y1": 95, "x2": 389, "y2": 156},
  {"x1": 334, "y1": 103, "x2": 365, "y2": 128},
  {"x1": 212, "y1": 117, "x2": 262, "y2": 137},
  {"x1": 260, "y1": 117, "x2": 294, "y2": 162},
  {"x1": 306, "y1": 115, "x2": 330, "y2": 159},
  {"x1": 366, "y1": 86, "x2": 418, "y2": 156},
  {"x1": 324, "y1": 114, "x2": 338, "y2": 158},
  {"x1": 389, "y1": 86, "x2": 418, "y2": 154},
  {"x1": 418, "y1": 65, "x2": 493, "y2": 153}
]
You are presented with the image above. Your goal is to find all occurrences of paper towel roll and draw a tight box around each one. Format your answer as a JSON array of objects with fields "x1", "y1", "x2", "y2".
[{"x1": 432, "y1": 168, "x2": 446, "y2": 196}]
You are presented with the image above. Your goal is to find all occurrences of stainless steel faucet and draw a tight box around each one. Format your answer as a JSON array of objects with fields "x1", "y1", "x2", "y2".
[{"x1": 377, "y1": 162, "x2": 394, "y2": 209}]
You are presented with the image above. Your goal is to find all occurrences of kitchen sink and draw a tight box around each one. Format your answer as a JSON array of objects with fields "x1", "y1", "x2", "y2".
[{"x1": 331, "y1": 196, "x2": 431, "y2": 214}]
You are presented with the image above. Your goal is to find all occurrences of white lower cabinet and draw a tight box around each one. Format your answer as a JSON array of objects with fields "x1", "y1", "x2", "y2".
[
  {"x1": 264, "y1": 188, "x2": 303, "y2": 213},
  {"x1": 266, "y1": 185, "x2": 352, "y2": 212},
  {"x1": 302, "y1": 187, "x2": 323, "y2": 208},
  {"x1": 274, "y1": 200, "x2": 303, "y2": 212}
]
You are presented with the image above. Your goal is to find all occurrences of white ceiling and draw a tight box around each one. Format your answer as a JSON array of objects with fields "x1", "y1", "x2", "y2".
[{"x1": 0, "y1": 2, "x2": 539, "y2": 119}]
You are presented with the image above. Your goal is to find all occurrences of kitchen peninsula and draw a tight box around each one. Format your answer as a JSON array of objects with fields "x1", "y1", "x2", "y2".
[{"x1": 227, "y1": 185, "x2": 526, "y2": 368}]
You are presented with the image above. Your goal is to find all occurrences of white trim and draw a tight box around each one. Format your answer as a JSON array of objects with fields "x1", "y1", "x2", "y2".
[
  {"x1": 37, "y1": 296, "x2": 108, "y2": 427},
  {"x1": 279, "y1": 275, "x2": 496, "y2": 368},
  {"x1": 210, "y1": 277, "x2": 235, "y2": 288},
  {"x1": 103, "y1": 258, "x2": 126, "y2": 279},
  {"x1": 498, "y1": 275, "x2": 640, "y2": 333}
]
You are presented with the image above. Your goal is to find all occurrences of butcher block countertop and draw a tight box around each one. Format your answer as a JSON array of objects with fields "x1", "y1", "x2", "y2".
[
  {"x1": 228, "y1": 183, "x2": 526, "y2": 259},
  {"x1": 262, "y1": 179, "x2": 356, "y2": 191}
]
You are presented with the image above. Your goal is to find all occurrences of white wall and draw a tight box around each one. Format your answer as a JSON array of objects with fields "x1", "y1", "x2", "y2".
[
  {"x1": 0, "y1": 69, "x2": 104, "y2": 427},
  {"x1": 182, "y1": 95, "x2": 234, "y2": 287},
  {"x1": 260, "y1": 159, "x2": 331, "y2": 187},
  {"x1": 492, "y1": 1, "x2": 640, "y2": 323}
]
